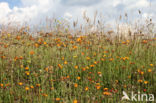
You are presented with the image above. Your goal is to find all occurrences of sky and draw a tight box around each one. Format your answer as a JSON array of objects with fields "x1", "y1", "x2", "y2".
[{"x1": 0, "y1": 0, "x2": 155, "y2": 26}]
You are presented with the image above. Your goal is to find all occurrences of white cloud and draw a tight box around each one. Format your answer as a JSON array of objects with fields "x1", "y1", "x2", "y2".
[{"x1": 0, "y1": 0, "x2": 155, "y2": 26}]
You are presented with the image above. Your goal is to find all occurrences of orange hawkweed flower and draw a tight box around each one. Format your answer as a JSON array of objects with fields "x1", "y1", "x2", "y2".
[
  {"x1": 56, "y1": 98, "x2": 61, "y2": 101},
  {"x1": 86, "y1": 57, "x2": 90, "y2": 60},
  {"x1": 30, "y1": 51, "x2": 35, "y2": 55},
  {"x1": 74, "y1": 65, "x2": 78, "y2": 69},
  {"x1": 73, "y1": 99, "x2": 78, "y2": 103},
  {"x1": 148, "y1": 69, "x2": 152, "y2": 73},
  {"x1": 77, "y1": 77, "x2": 81, "y2": 80},
  {"x1": 16, "y1": 36, "x2": 21, "y2": 40},
  {"x1": 18, "y1": 82, "x2": 23, "y2": 86},
  {"x1": 42, "y1": 93, "x2": 48, "y2": 97},
  {"x1": 74, "y1": 83, "x2": 78, "y2": 88},
  {"x1": 30, "y1": 86, "x2": 34, "y2": 89},
  {"x1": 104, "y1": 88, "x2": 108, "y2": 91},
  {"x1": 103, "y1": 92, "x2": 111, "y2": 96},
  {"x1": 0, "y1": 84, "x2": 4, "y2": 87},
  {"x1": 25, "y1": 71, "x2": 30, "y2": 75},
  {"x1": 34, "y1": 43, "x2": 39, "y2": 48},
  {"x1": 25, "y1": 86, "x2": 29, "y2": 91},
  {"x1": 36, "y1": 84, "x2": 40, "y2": 87},
  {"x1": 58, "y1": 64, "x2": 63, "y2": 69},
  {"x1": 149, "y1": 64, "x2": 154, "y2": 67},
  {"x1": 64, "y1": 61, "x2": 68, "y2": 64},
  {"x1": 85, "y1": 87, "x2": 89, "y2": 91},
  {"x1": 138, "y1": 80, "x2": 143, "y2": 83},
  {"x1": 96, "y1": 86, "x2": 101, "y2": 90},
  {"x1": 144, "y1": 81, "x2": 148, "y2": 84},
  {"x1": 25, "y1": 67, "x2": 29, "y2": 70},
  {"x1": 109, "y1": 58, "x2": 114, "y2": 61}
]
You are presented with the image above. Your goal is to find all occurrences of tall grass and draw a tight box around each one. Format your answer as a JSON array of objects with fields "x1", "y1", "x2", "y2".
[{"x1": 0, "y1": 13, "x2": 155, "y2": 103}]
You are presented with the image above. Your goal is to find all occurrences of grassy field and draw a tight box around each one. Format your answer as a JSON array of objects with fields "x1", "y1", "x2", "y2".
[{"x1": 0, "y1": 24, "x2": 155, "y2": 103}]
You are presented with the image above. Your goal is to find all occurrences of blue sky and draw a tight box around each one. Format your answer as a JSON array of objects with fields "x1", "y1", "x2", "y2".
[
  {"x1": 0, "y1": 0, "x2": 155, "y2": 25},
  {"x1": 0, "y1": 0, "x2": 21, "y2": 8}
]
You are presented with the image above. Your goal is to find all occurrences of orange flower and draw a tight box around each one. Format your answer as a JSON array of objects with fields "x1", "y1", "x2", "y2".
[
  {"x1": 144, "y1": 81, "x2": 148, "y2": 84},
  {"x1": 77, "y1": 77, "x2": 81, "y2": 80},
  {"x1": 104, "y1": 88, "x2": 108, "y2": 91},
  {"x1": 97, "y1": 72, "x2": 102, "y2": 75},
  {"x1": 74, "y1": 65, "x2": 78, "y2": 69},
  {"x1": 148, "y1": 69, "x2": 152, "y2": 73},
  {"x1": 73, "y1": 99, "x2": 78, "y2": 103},
  {"x1": 25, "y1": 67, "x2": 29, "y2": 70},
  {"x1": 25, "y1": 71, "x2": 30, "y2": 75},
  {"x1": 138, "y1": 80, "x2": 143, "y2": 83},
  {"x1": 25, "y1": 86, "x2": 29, "y2": 91},
  {"x1": 96, "y1": 86, "x2": 101, "y2": 90},
  {"x1": 103, "y1": 92, "x2": 111, "y2": 96},
  {"x1": 30, "y1": 86, "x2": 34, "y2": 89},
  {"x1": 58, "y1": 64, "x2": 63, "y2": 69},
  {"x1": 56, "y1": 98, "x2": 61, "y2": 101},
  {"x1": 30, "y1": 51, "x2": 35, "y2": 55},
  {"x1": 34, "y1": 43, "x2": 39, "y2": 48},
  {"x1": 74, "y1": 83, "x2": 78, "y2": 88},
  {"x1": 42, "y1": 93, "x2": 48, "y2": 97},
  {"x1": 0, "y1": 84, "x2": 4, "y2": 87},
  {"x1": 18, "y1": 82, "x2": 23, "y2": 86},
  {"x1": 140, "y1": 71, "x2": 144, "y2": 75},
  {"x1": 86, "y1": 57, "x2": 90, "y2": 60},
  {"x1": 16, "y1": 36, "x2": 21, "y2": 40},
  {"x1": 66, "y1": 75, "x2": 70, "y2": 79},
  {"x1": 43, "y1": 42, "x2": 47, "y2": 45},
  {"x1": 36, "y1": 84, "x2": 40, "y2": 87},
  {"x1": 85, "y1": 87, "x2": 89, "y2": 91},
  {"x1": 109, "y1": 58, "x2": 114, "y2": 61},
  {"x1": 64, "y1": 61, "x2": 68, "y2": 64}
]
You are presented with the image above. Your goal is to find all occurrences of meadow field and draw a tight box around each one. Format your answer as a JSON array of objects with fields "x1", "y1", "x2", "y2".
[{"x1": 0, "y1": 17, "x2": 156, "y2": 103}]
